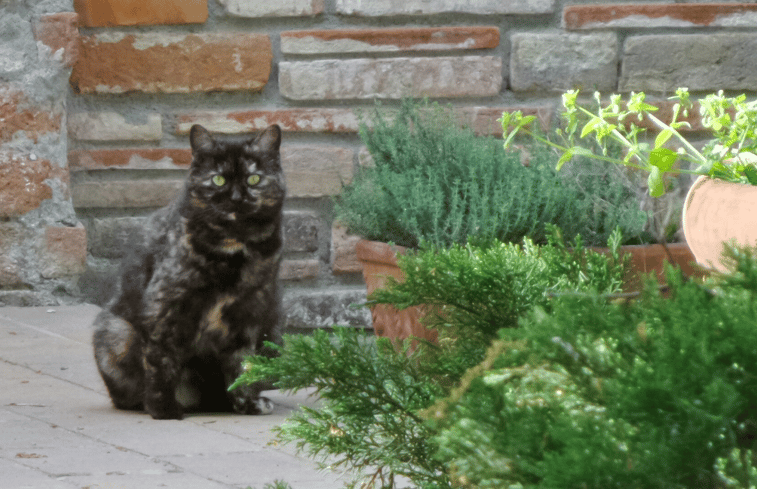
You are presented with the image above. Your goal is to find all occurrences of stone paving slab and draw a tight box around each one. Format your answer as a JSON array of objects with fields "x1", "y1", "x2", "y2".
[{"x1": 0, "y1": 305, "x2": 351, "y2": 489}]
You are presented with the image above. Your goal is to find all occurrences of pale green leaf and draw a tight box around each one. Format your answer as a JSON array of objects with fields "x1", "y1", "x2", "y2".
[{"x1": 654, "y1": 129, "x2": 673, "y2": 149}]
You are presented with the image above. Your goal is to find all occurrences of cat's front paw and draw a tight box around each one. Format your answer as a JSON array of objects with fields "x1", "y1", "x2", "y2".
[
  {"x1": 232, "y1": 395, "x2": 274, "y2": 415},
  {"x1": 145, "y1": 393, "x2": 184, "y2": 420}
]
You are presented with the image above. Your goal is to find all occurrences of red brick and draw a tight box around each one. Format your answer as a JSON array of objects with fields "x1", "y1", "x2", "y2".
[
  {"x1": 0, "y1": 152, "x2": 68, "y2": 218},
  {"x1": 32, "y1": 13, "x2": 80, "y2": 68},
  {"x1": 458, "y1": 106, "x2": 553, "y2": 136},
  {"x1": 74, "y1": 0, "x2": 208, "y2": 27},
  {"x1": 331, "y1": 223, "x2": 362, "y2": 275},
  {"x1": 625, "y1": 100, "x2": 706, "y2": 133},
  {"x1": 280, "y1": 260, "x2": 320, "y2": 281},
  {"x1": 70, "y1": 32, "x2": 272, "y2": 94},
  {"x1": 42, "y1": 223, "x2": 87, "y2": 278},
  {"x1": 281, "y1": 26, "x2": 499, "y2": 54},
  {"x1": 0, "y1": 87, "x2": 62, "y2": 143},
  {"x1": 69, "y1": 149, "x2": 192, "y2": 171},
  {"x1": 564, "y1": 3, "x2": 757, "y2": 29},
  {"x1": 176, "y1": 105, "x2": 550, "y2": 137},
  {"x1": 176, "y1": 109, "x2": 360, "y2": 135}
]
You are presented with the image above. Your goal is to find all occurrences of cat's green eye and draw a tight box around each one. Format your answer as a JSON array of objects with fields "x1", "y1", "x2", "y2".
[
  {"x1": 247, "y1": 174, "x2": 261, "y2": 186},
  {"x1": 212, "y1": 175, "x2": 226, "y2": 187}
]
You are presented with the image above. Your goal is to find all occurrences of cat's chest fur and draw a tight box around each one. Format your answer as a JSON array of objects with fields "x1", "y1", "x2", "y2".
[{"x1": 139, "y1": 205, "x2": 282, "y2": 353}]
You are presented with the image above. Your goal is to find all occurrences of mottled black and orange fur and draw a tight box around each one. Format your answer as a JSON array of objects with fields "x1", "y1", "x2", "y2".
[{"x1": 93, "y1": 124, "x2": 285, "y2": 420}]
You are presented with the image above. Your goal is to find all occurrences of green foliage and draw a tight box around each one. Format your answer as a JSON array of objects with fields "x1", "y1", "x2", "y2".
[
  {"x1": 369, "y1": 226, "x2": 628, "y2": 341},
  {"x1": 502, "y1": 88, "x2": 757, "y2": 197},
  {"x1": 336, "y1": 99, "x2": 647, "y2": 247},
  {"x1": 234, "y1": 230, "x2": 629, "y2": 488},
  {"x1": 234, "y1": 328, "x2": 449, "y2": 489},
  {"x1": 430, "y1": 245, "x2": 757, "y2": 488},
  {"x1": 718, "y1": 449, "x2": 757, "y2": 488}
]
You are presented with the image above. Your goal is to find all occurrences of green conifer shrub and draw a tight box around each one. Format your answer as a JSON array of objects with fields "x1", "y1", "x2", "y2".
[
  {"x1": 234, "y1": 231, "x2": 628, "y2": 488},
  {"x1": 430, "y1": 245, "x2": 757, "y2": 488}
]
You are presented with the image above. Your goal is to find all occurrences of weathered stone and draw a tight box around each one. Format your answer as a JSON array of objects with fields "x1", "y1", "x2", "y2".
[
  {"x1": 564, "y1": 3, "x2": 757, "y2": 30},
  {"x1": 218, "y1": 0, "x2": 324, "y2": 17},
  {"x1": 176, "y1": 109, "x2": 360, "y2": 134},
  {"x1": 0, "y1": 14, "x2": 34, "y2": 78},
  {"x1": 282, "y1": 146, "x2": 354, "y2": 197},
  {"x1": 41, "y1": 223, "x2": 87, "y2": 278},
  {"x1": 336, "y1": 0, "x2": 554, "y2": 16},
  {"x1": 284, "y1": 211, "x2": 319, "y2": 252},
  {"x1": 70, "y1": 32, "x2": 272, "y2": 94},
  {"x1": 88, "y1": 217, "x2": 147, "y2": 258},
  {"x1": 620, "y1": 33, "x2": 757, "y2": 92},
  {"x1": 279, "y1": 56, "x2": 502, "y2": 100},
  {"x1": 281, "y1": 26, "x2": 499, "y2": 54},
  {"x1": 0, "y1": 152, "x2": 67, "y2": 218},
  {"x1": 0, "y1": 290, "x2": 46, "y2": 307},
  {"x1": 32, "y1": 12, "x2": 80, "y2": 68},
  {"x1": 0, "y1": 222, "x2": 25, "y2": 288},
  {"x1": 74, "y1": 0, "x2": 208, "y2": 27},
  {"x1": 280, "y1": 260, "x2": 320, "y2": 281},
  {"x1": 0, "y1": 86, "x2": 62, "y2": 143},
  {"x1": 283, "y1": 288, "x2": 371, "y2": 330},
  {"x1": 69, "y1": 149, "x2": 192, "y2": 170},
  {"x1": 510, "y1": 32, "x2": 618, "y2": 92},
  {"x1": 72, "y1": 180, "x2": 184, "y2": 209},
  {"x1": 68, "y1": 112, "x2": 162, "y2": 141},
  {"x1": 331, "y1": 222, "x2": 362, "y2": 275}
]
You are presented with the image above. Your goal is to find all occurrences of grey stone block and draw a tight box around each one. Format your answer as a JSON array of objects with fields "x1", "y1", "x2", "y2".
[
  {"x1": 88, "y1": 217, "x2": 147, "y2": 259},
  {"x1": 620, "y1": 33, "x2": 757, "y2": 92},
  {"x1": 283, "y1": 287, "x2": 372, "y2": 330},
  {"x1": 280, "y1": 56, "x2": 503, "y2": 100},
  {"x1": 510, "y1": 32, "x2": 618, "y2": 92},
  {"x1": 283, "y1": 211, "x2": 319, "y2": 253}
]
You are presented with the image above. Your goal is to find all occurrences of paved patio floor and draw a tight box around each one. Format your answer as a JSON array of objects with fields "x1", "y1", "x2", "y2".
[{"x1": 0, "y1": 305, "x2": 353, "y2": 489}]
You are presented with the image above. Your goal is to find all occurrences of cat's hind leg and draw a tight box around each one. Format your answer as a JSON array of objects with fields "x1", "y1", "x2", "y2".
[{"x1": 93, "y1": 310, "x2": 145, "y2": 411}]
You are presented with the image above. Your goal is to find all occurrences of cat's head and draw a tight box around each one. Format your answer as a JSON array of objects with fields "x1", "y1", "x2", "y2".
[{"x1": 184, "y1": 124, "x2": 286, "y2": 229}]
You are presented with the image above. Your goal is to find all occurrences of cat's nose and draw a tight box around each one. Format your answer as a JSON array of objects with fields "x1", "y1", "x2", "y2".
[{"x1": 230, "y1": 186, "x2": 243, "y2": 202}]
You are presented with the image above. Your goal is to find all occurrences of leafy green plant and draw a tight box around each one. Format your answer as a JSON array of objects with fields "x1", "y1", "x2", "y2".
[
  {"x1": 502, "y1": 89, "x2": 757, "y2": 197},
  {"x1": 336, "y1": 99, "x2": 647, "y2": 247},
  {"x1": 429, "y1": 244, "x2": 757, "y2": 488},
  {"x1": 233, "y1": 230, "x2": 629, "y2": 488}
]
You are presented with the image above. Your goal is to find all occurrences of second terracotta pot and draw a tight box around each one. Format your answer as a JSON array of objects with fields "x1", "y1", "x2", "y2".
[{"x1": 683, "y1": 175, "x2": 757, "y2": 273}]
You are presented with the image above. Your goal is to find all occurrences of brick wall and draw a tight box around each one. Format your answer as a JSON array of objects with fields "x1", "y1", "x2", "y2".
[
  {"x1": 5, "y1": 0, "x2": 757, "y2": 322},
  {"x1": 0, "y1": 2, "x2": 84, "y2": 306}
]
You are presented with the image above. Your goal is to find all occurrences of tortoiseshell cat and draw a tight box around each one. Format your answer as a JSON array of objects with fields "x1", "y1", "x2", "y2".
[{"x1": 93, "y1": 124, "x2": 285, "y2": 420}]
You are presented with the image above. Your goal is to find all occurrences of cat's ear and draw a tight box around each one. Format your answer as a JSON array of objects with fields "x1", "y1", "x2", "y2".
[
  {"x1": 190, "y1": 125, "x2": 214, "y2": 153},
  {"x1": 254, "y1": 124, "x2": 281, "y2": 153}
]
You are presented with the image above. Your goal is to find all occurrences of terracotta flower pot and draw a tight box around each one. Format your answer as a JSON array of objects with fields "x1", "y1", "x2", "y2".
[
  {"x1": 683, "y1": 176, "x2": 757, "y2": 273},
  {"x1": 355, "y1": 239, "x2": 437, "y2": 344},
  {"x1": 594, "y1": 242, "x2": 699, "y2": 291}
]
